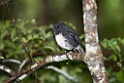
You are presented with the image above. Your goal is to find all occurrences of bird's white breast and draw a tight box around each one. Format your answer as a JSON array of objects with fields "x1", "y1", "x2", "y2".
[{"x1": 55, "y1": 33, "x2": 73, "y2": 50}]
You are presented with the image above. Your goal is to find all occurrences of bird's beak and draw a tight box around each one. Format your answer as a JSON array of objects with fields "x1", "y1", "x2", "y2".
[{"x1": 45, "y1": 27, "x2": 53, "y2": 33}]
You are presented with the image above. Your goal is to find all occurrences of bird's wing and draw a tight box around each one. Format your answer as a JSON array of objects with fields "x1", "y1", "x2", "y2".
[
  {"x1": 69, "y1": 32, "x2": 85, "y2": 50},
  {"x1": 69, "y1": 32, "x2": 82, "y2": 45}
]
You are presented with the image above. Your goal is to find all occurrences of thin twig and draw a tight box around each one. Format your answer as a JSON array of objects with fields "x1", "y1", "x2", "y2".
[
  {"x1": 2, "y1": 59, "x2": 21, "y2": 64},
  {"x1": 46, "y1": 65, "x2": 78, "y2": 83},
  {"x1": 5, "y1": 3, "x2": 38, "y2": 82},
  {"x1": 18, "y1": 58, "x2": 29, "y2": 73},
  {"x1": 0, "y1": 0, "x2": 9, "y2": 6},
  {"x1": 0, "y1": 65, "x2": 16, "y2": 76}
]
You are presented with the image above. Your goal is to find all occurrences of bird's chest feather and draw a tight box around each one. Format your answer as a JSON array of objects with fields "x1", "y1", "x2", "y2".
[{"x1": 55, "y1": 33, "x2": 73, "y2": 50}]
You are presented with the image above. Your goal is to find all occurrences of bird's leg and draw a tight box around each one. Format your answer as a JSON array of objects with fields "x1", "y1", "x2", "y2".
[
  {"x1": 60, "y1": 50, "x2": 68, "y2": 55},
  {"x1": 65, "y1": 50, "x2": 70, "y2": 59},
  {"x1": 65, "y1": 50, "x2": 69, "y2": 53},
  {"x1": 73, "y1": 48, "x2": 78, "y2": 53}
]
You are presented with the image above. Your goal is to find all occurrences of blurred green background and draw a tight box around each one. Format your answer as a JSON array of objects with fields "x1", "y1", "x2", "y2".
[
  {"x1": 0, "y1": 0, "x2": 124, "y2": 38},
  {"x1": 0, "y1": 0, "x2": 124, "y2": 83}
]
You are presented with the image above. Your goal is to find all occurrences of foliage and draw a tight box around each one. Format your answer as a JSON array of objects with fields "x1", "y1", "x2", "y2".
[
  {"x1": 101, "y1": 38, "x2": 124, "y2": 83},
  {"x1": 0, "y1": 20, "x2": 124, "y2": 83},
  {"x1": 0, "y1": 19, "x2": 91, "y2": 83}
]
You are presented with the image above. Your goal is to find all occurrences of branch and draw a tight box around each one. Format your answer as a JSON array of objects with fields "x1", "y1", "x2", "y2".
[
  {"x1": 0, "y1": 65, "x2": 16, "y2": 76},
  {"x1": 2, "y1": 59, "x2": 21, "y2": 64},
  {"x1": 82, "y1": 0, "x2": 108, "y2": 83},
  {"x1": 18, "y1": 58, "x2": 29, "y2": 73},
  {"x1": 4, "y1": 52, "x2": 85, "y2": 83},
  {"x1": 0, "y1": 0, "x2": 9, "y2": 6},
  {"x1": 46, "y1": 65, "x2": 78, "y2": 83}
]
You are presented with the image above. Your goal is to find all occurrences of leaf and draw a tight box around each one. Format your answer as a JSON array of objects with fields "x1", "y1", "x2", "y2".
[
  {"x1": 79, "y1": 34, "x2": 84, "y2": 40},
  {"x1": 118, "y1": 70, "x2": 124, "y2": 83},
  {"x1": 31, "y1": 19, "x2": 36, "y2": 24},
  {"x1": 44, "y1": 46, "x2": 55, "y2": 51},
  {"x1": 120, "y1": 38, "x2": 124, "y2": 46},
  {"x1": 0, "y1": 56, "x2": 4, "y2": 59},
  {"x1": 117, "y1": 62, "x2": 122, "y2": 68},
  {"x1": 100, "y1": 39, "x2": 108, "y2": 48},
  {"x1": 107, "y1": 39, "x2": 121, "y2": 52},
  {"x1": 12, "y1": 37, "x2": 19, "y2": 42},
  {"x1": 109, "y1": 54, "x2": 117, "y2": 61},
  {"x1": 22, "y1": 37, "x2": 27, "y2": 43}
]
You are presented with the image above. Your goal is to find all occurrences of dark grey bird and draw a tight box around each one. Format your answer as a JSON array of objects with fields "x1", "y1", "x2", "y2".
[{"x1": 52, "y1": 22, "x2": 85, "y2": 54}]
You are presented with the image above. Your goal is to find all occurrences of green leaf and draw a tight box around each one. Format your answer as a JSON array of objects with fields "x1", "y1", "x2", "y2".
[
  {"x1": 100, "y1": 39, "x2": 108, "y2": 48},
  {"x1": 44, "y1": 46, "x2": 55, "y2": 51},
  {"x1": 118, "y1": 70, "x2": 124, "y2": 83},
  {"x1": 22, "y1": 37, "x2": 27, "y2": 43},
  {"x1": 79, "y1": 34, "x2": 84, "y2": 40},
  {"x1": 31, "y1": 19, "x2": 36, "y2": 24},
  {"x1": 0, "y1": 56, "x2": 4, "y2": 59},
  {"x1": 12, "y1": 37, "x2": 19, "y2": 42},
  {"x1": 109, "y1": 54, "x2": 117, "y2": 61},
  {"x1": 117, "y1": 62, "x2": 122, "y2": 68},
  {"x1": 120, "y1": 38, "x2": 124, "y2": 46}
]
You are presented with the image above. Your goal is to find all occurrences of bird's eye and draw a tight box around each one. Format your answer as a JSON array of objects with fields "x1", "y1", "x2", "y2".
[{"x1": 56, "y1": 25, "x2": 59, "y2": 28}]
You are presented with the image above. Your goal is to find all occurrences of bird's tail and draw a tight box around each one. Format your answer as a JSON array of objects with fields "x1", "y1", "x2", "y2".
[{"x1": 74, "y1": 45, "x2": 85, "y2": 54}]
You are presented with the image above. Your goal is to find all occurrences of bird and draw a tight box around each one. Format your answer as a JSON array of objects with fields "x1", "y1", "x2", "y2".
[{"x1": 52, "y1": 22, "x2": 85, "y2": 54}]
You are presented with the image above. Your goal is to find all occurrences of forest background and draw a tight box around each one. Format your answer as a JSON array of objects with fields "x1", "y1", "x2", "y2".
[{"x1": 0, "y1": 0, "x2": 124, "y2": 83}]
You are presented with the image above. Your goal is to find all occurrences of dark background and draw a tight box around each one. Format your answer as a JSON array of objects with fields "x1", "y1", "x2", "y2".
[{"x1": 0, "y1": 0, "x2": 123, "y2": 38}]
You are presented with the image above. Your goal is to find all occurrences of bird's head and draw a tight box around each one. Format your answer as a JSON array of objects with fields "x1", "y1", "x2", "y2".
[
  {"x1": 52, "y1": 22, "x2": 67, "y2": 35},
  {"x1": 46, "y1": 22, "x2": 68, "y2": 35}
]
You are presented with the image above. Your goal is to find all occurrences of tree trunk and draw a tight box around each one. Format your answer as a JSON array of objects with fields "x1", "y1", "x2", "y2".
[{"x1": 82, "y1": 0, "x2": 108, "y2": 83}]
